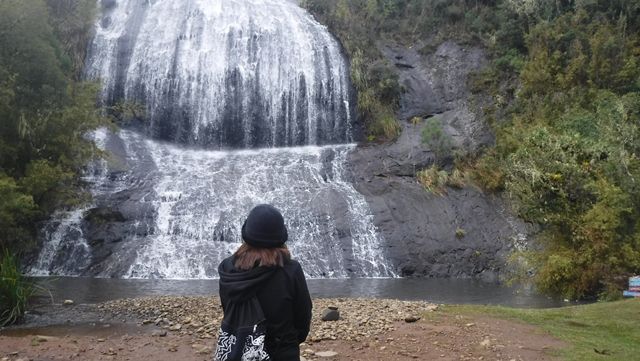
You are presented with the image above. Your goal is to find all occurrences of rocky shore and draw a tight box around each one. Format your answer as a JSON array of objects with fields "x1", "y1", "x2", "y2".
[
  {"x1": 98, "y1": 296, "x2": 438, "y2": 343},
  {"x1": 0, "y1": 296, "x2": 564, "y2": 361}
]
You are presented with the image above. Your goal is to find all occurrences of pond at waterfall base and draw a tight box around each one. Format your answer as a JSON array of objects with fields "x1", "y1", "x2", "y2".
[{"x1": 29, "y1": 276, "x2": 564, "y2": 307}]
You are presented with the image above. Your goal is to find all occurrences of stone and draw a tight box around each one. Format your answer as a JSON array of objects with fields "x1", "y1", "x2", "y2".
[
  {"x1": 151, "y1": 329, "x2": 167, "y2": 337},
  {"x1": 32, "y1": 335, "x2": 55, "y2": 343},
  {"x1": 321, "y1": 309, "x2": 340, "y2": 322},
  {"x1": 315, "y1": 351, "x2": 338, "y2": 357},
  {"x1": 196, "y1": 346, "x2": 212, "y2": 354},
  {"x1": 100, "y1": 296, "x2": 437, "y2": 345},
  {"x1": 404, "y1": 316, "x2": 420, "y2": 323},
  {"x1": 480, "y1": 338, "x2": 491, "y2": 348},
  {"x1": 63, "y1": 299, "x2": 74, "y2": 306}
]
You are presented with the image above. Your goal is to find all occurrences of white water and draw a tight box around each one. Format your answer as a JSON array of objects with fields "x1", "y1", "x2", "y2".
[
  {"x1": 30, "y1": 129, "x2": 395, "y2": 278},
  {"x1": 30, "y1": 0, "x2": 395, "y2": 279},
  {"x1": 86, "y1": 0, "x2": 353, "y2": 147}
]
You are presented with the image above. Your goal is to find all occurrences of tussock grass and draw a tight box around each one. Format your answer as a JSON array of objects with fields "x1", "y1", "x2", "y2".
[
  {"x1": 417, "y1": 165, "x2": 466, "y2": 195},
  {"x1": 0, "y1": 251, "x2": 35, "y2": 326}
]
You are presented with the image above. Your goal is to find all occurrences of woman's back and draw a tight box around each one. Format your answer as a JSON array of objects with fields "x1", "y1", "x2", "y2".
[
  {"x1": 218, "y1": 256, "x2": 312, "y2": 360},
  {"x1": 216, "y1": 204, "x2": 312, "y2": 361}
]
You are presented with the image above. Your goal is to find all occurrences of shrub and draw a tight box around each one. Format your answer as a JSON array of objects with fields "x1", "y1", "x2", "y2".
[
  {"x1": 0, "y1": 251, "x2": 35, "y2": 326},
  {"x1": 417, "y1": 165, "x2": 449, "y2": 195},
  {"x1": 421, "y1": 117, "x2": 453, "y2": 163},
  {"x1": 470, "y1": 151, "x2": 505, "y2": 192},
  {"x1": 371, "y1": 106, "x2": 401, "y2": 140}
]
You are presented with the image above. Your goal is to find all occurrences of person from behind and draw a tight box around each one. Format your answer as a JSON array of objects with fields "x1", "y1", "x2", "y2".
[{"x1": 216, "y1": 204, "x2": 312, "y2": 361}]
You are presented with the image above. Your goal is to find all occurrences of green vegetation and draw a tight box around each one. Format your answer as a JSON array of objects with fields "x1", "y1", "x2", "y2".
[
  {"x1": 493, "y1": 8, "x2": 640, "y2": 300},
  {"x1": 0, "y1": 0, "x2": 104, "y2": 253},
  {"x1": 304, "y1": 0, "x2": 640, "y2": 300},
  {"x1": 421, "y1": 117, "x2": 453, "y2": 163},
  {"x1": 441, "y1": 300, "x2": 640, "y2": 361},
  {"x1": 0, "y1": 251, "x2": 34, "y2": 326},
  {"x1": 417, "y1": 165, "x2": 465, "y2": 195}
]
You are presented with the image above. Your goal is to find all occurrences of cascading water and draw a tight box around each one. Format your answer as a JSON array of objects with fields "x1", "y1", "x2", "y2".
[
  {"x1": 87, "y1": 0, "x2": 353, "y2": 148},
  {"x1": 30, "y1": 0, "x2": 394, "y2": 279}
]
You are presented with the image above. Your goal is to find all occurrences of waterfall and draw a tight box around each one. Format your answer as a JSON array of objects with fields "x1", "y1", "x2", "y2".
[
  {"x1": 86, "y1": 0, "x2": 354, "y2": 148},
  {"x1": 30, "y1": 0, "x2": 394, "y2": 279}
]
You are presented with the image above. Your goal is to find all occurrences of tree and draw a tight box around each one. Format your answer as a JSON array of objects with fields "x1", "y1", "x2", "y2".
[{"x1": 0, "y1": 0, "x2": 103, "y2": 253}]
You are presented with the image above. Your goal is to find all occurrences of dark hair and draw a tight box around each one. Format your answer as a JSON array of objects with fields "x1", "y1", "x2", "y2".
[{"x1": 234, "y1": 242, "x2": 291, "y2": 270}]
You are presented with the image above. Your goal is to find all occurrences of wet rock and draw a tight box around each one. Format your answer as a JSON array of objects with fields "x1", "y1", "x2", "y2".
[
  {"x1": 347, "y1": 40, "x2": 531, "y2": 280},
  {"x1": 101, "y1": 0, "x2": 116, "y2": 10},
  {"x1": 321, "y1": 308, "x2": 340, "y2": 321}
]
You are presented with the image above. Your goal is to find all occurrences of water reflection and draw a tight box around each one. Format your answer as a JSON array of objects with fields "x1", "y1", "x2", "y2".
[{"x1": 31, "y1": 277, "x2": 565, "y2": 308}]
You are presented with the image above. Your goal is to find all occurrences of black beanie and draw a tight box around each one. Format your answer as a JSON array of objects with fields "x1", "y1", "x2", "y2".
[{"x1": 241, "y1": 204, "x2": 288, "y2": 248}]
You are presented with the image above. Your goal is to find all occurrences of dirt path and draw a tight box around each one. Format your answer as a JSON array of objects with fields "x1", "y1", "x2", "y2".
[{"x1": 0, "y1": 312, "x2": 564, "y2": 361}]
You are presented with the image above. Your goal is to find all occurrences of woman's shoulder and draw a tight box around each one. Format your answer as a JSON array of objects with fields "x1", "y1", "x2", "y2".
[
  {"x1": 282, "y1": 258, "x2": 304, "y2": 274},
  {"x1": 217, "y1": 255, "x2": 236, "y2": 273}
]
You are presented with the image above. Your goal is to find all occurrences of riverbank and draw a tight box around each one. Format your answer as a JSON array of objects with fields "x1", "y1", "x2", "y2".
[{"x1": 0, "y1": 296, "x2": 568, "y2": 361}]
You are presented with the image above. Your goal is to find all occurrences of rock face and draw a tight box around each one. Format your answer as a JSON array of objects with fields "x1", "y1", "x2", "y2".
[
  {"x1": 378, "y1": 41, "x2": 494, "y2": 152},
  {"x1": 349, "y1": 41, "x2": 529, "y2": 279}
]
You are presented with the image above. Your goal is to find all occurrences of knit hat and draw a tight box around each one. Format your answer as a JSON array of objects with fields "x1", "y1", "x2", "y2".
[{"x1": 241, "y1": 204, "x2": 288, "y2": 248}]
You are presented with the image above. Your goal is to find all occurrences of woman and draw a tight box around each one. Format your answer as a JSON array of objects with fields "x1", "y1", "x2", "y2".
[{"x1": 217, "y1": 204, "x2": 312, "y2": 361}]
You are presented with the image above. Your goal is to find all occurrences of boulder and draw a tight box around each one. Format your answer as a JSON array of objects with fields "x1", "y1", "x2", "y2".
[{"x1": 321, "y1": 308, "x2": 340, "y2": 322}]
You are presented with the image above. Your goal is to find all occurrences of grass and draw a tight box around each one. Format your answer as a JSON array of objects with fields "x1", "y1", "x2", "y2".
[
  {"x1": 0, "y1": 251, "x2": 36, "y2": 326},
  {"x1": 439, "y1": 299, "x2": 640, "y2": 361},
  {"x1": 417, "y1": 165, "x2": 466, "y2": 195}
]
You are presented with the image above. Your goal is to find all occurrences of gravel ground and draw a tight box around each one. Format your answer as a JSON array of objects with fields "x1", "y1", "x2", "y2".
[{"x1": 0, "y1": 296, "x2": 565, "y2": 361}]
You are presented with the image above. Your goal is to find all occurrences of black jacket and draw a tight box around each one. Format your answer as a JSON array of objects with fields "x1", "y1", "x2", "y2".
[{"x1": 218, "y1": 256, "x2": 312, "y2": 360}]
